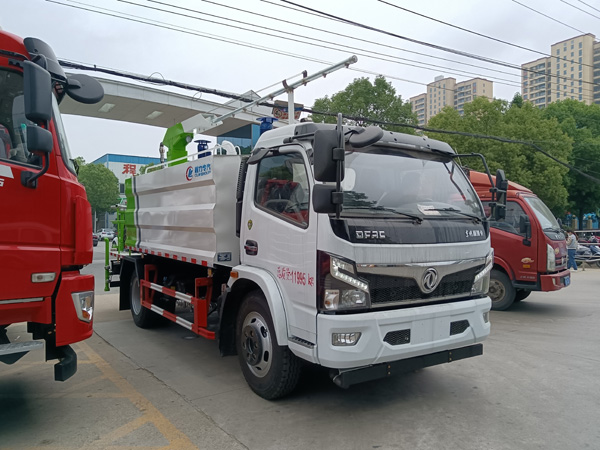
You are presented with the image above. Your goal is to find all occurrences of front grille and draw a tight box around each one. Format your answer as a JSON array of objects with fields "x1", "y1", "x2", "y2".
[
  {"x1": 361, "y1": 266, "x2": 481, "y2": 306},
  {"x1": 384, "y1": 329, "x2": 411, "y2": 345},
  {"x1": 450, "y1": 320, "x2": 470, "y2": 335}
]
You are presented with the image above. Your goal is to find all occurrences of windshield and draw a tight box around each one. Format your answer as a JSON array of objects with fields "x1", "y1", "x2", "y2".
[
  {"x1": 340, "y1": 149, "x2": 484, "y2": 220},
  {"x1": 51, "y1": 93, "x2": 76, "y2": 174},
  {"x1": 524, "y1": 196, "x2": 561, "y2": 231}
]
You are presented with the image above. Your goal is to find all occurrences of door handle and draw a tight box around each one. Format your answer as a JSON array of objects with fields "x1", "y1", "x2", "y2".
[{"x1": 245, "y1": 240, "x2": 258, "y2": 256}]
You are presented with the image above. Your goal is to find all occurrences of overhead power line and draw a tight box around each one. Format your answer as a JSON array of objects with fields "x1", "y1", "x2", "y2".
[
  {"x1": 305, "y1": 110, "x2": 600, "y2": 183},
  {"x1": 278, "y1": 0, "x2": 600, "y2": 95},
  {"x1": 49, "y1": 0, "x2": 600, "y2": 100},
  {"x1": 47, "y1": 1, "x2": 444, "y2": 95},
  {"x1": 510, "y1": 0, "x2": 586, "y2": 34},
  {"x1": 377, "y1": 0, "x2": 548, "y2": 57},
  {"x1": 46, "y1": 0, "x2": 521, "y2": 97},
  {"x1": 59, "y1": 59, "x2": 600, "y2": 184},
  {"x1": 113, "y1": 0, "x2": 520, "y2": 88},
  {"x1": 560, "y1": 0, "x2": 600, "y2": 20},
  {"x1": 151, "y1": 0, "x2": 523, "y2": 81},
  {"x1": 575, "y1": 0, "x2": 600, "y2": 15}
]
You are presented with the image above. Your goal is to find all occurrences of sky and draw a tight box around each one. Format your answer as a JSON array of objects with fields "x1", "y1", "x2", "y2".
[{"x1": 3, "y1": 0, "x2": 600, "y2": 162}]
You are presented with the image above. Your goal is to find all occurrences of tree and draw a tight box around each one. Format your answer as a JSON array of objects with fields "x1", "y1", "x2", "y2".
[
  {"x1": 78, "y1": 162, "x2": 120, "y2": 217},
  {"x1": 543, "y1": 100, "x2": 600, "y2": 221},
  {"x1": 510, "y1": 93, "x2": 524, "y2": 109},
  {"x1": 427, "y1": 97, "x2": 571, "y2": 213},
  {"x1": 310, "y1": 76, "x2": 417, "y2": 133}
]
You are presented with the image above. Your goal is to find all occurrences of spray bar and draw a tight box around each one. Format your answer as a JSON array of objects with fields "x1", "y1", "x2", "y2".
[{"x1": 214, "y1": 55, "x2": 358, "y2": 124}]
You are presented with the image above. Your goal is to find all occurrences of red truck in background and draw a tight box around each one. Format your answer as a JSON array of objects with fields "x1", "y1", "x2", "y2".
[
  {"x1": 0, "y1": 30, "x2": 103, "y2": 380},
  {"x1": 469, "y1": 171, "x2": 570, "y2": 310}
]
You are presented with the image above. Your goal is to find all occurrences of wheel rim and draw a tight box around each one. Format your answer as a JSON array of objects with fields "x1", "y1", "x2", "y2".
[
  {"x1": 241, "y1": 311, "x2": 272, "y2": 378},
  {"x1": 488, "y1": 278, "x2": 505, "y2": 303},
  {"x1": 131, "y1": 277, "x2": 141, "y2": 315}
]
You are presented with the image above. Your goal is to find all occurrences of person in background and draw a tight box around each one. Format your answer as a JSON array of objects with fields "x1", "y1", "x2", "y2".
[{"x1": 566, "y1": 230, "x2": 578, "y2": 271}]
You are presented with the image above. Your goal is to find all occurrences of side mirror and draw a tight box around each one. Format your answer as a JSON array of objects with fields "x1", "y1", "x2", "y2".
[
  {"x1": 313, "y1": 129, "x2": 343, "y2": 182},
  {"x1": 519, "y1": 215, "x2": 532, "y2": 240},
  {"x1": 495, "y1": 169, "x2": 508, "y2": 204},
  {"x1": 313, "y1": 184, "x2": 337, "y2": 214},
  {"x1": 65, "y1": 74, "x2": 104, "y2": 104},
  {"x1": 23, "y1": 61, "x2": 52, "y2": 123},
  {"x1": 27, "y1": 125, "x2": 53, "y2": 153},
  {"x1": 492, "y1": 169, "x2": 508, "y2": 220}
]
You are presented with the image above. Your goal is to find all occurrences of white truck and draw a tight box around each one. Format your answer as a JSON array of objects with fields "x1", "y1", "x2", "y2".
[{"x1": 111, "y1": 121, "x2": 505, "y2": 399}]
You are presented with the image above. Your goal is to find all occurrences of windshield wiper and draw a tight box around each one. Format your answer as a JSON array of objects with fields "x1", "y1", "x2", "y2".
[
  {"x1": 344, "y1": 206, "x2": 422, "y2": 223},
  {"x1": 543, "y1": 226, "x2": 562, "y2": 233},
  {"x1": 425, "y1": 207, "x2": 482, "y2": 223}
]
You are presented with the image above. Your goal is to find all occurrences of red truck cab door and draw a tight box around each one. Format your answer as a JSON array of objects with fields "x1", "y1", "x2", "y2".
[
  {"x1": 0, "y1": 68, "x2": 62, "y2": 304},
  {"x1": 488, "y1": 200, "x2": 539, "y2": 282}
]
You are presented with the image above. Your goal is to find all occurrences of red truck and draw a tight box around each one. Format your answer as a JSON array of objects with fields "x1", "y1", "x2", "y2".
[
  {"x1": 0, "y1": 30, "x2": 103, "y2": 380},
  {"x1": 469, "y1": 171, "x2": 570, "y2": 310}
]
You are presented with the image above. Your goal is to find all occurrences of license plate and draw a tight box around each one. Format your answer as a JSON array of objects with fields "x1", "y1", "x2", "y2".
[{"x1": 564, "y1": 276, "x2": 570, "y2": 287}]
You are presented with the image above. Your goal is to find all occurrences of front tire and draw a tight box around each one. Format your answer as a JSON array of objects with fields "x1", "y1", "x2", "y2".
[
  {"x1": 488, "y1": 269, "x2": 515, "y2": 311},
  {"x1": 236, "y1": 291, "x2": 301, "y2": 399}
]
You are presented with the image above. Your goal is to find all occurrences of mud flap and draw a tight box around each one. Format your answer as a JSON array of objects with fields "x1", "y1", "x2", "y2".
[{"x1": 53, "y1": 345, "x2": 77, "y2": 382}]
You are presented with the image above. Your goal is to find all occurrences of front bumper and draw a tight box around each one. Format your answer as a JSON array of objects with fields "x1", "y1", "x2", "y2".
[
  {"x1": 331, "y1": 344, "x2": 483, "y2": 388},
  {"x1": 316, "y1": 297, "x2": 491, "y2": 369},
  {"x1": 540, "y1": 269, "x2": 571, "y2": 291}
]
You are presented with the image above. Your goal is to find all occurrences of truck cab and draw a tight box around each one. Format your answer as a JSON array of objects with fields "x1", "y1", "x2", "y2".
[
  {"x1": 469, "y1": 171, "x2": 570, "y2": 310},
  {"x1": 233, "y1": 123, "x2": 494, "y2": 394},
  {"x1": 0, "y1": 31, "x2": 103, "y2": 379}
]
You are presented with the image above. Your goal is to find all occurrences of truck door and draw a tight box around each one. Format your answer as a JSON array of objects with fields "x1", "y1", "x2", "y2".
[
  {"x1": 241, "y1": 148, "x2": 317, "y2": 342},
  {"x1": 488, "y1": 200, "x2": 538, "y2": 282},
  {"x1": 0, "y1": 74, "x2": 61, "y2": 302}
]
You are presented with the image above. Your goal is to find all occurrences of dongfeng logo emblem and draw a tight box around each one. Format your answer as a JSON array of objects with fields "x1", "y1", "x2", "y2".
[{"x1": 421, "y1": 268, "x2": 439, "y2": 293}]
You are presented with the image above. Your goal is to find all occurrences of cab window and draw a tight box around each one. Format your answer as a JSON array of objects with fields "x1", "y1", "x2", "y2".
[
  {"x1": 488, "y1": 200, "x2": 527, "y2": 236},
  {"x1": 254, "y1": 152, "x2": 310, "y2": 227},
  {"x1": 0, "y1": 69, "x2": 40, "y2": 167}
]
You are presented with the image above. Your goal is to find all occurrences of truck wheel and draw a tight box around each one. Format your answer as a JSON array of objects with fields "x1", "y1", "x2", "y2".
[
  {"x1": 488, "y1": 269, "x2": 515, "y2": 311},
  {"x1": 130, "y1": 272, "x2": 162, "y2": 328},
  {"x1": 236, "y1": 291, "x2": 301, "y2": 400},
  {"x1": 514, "y1": 289, "x2": 531, "y2": 302}
]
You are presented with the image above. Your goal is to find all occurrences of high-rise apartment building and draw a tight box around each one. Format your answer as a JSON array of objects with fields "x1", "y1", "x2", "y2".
[
  {"x1": 409, "y1": 75, "x2": 494, "y2": 126},
  {"x1": 522, "y1": 33, "x2": 599, "y2": 108}
]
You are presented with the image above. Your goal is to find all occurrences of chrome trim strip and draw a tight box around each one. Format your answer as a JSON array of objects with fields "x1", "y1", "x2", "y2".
[
  {"x1": 357, "y1": 257, "x2": 486, "y2": 278},
  {"x1": 1, "y1": 297, "x2": 45, "y2": 304}
]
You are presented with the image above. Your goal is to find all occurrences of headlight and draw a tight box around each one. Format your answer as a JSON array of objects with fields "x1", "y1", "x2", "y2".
[
  {"x1": 547, "y1": 244, "x2": 556, "y2": 271},
  {"x1": 71, "y1": 291, "x2": 94, "y2": 323},
  {"x1": 472, "y1": 251, "x2": 494, "y2": 295},
  {"x1": 318, "y1": 252, "x2": 371, "y2": 311}
]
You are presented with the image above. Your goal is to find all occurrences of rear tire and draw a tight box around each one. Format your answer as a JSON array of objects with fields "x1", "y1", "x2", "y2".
[
  {"x1": 236, "y1": 291, "x2": 301, "y2": 400},
  {"x1": 130, "y1": 271, "x2": 163, "y2": 328},
  {"x1": 488, "y1": 269, "x2": 515, "y2": 311}
]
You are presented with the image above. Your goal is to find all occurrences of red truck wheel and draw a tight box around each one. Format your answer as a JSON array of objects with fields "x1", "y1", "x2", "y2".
[
  {"x1": 514, "y1": 290, "x2": 531, "y2": 302},
  {"x1": 236, "y1": 291, "x2": 301, "y2": 399}
]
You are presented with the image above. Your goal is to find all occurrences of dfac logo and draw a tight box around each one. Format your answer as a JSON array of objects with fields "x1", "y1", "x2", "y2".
[
  {"x1": 421, "y1": 268, "x2": 440, "y2": 294},
  {"x1": 185, "y1": 166, "x2": 193, "y2": 181}
]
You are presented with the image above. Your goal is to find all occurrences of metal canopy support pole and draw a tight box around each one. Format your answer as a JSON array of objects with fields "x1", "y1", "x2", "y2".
[{"x1": 213, "y1": 55, "x2": 358, "y2": 124}]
